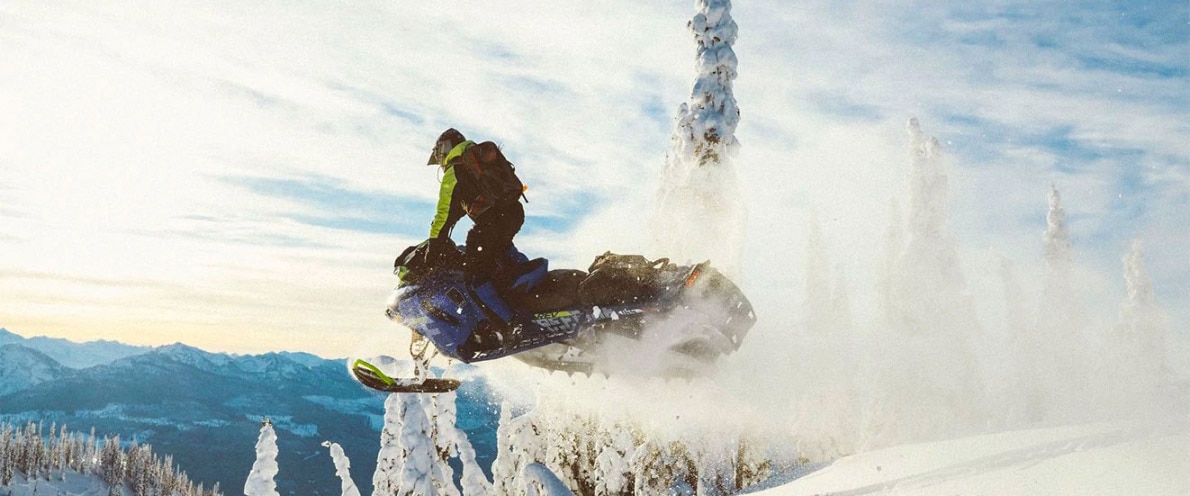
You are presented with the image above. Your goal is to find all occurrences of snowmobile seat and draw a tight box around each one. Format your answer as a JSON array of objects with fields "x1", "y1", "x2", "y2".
[
  {"x1": 506, "y1": 257, "x2": 548, "y2": 294},
  {"x1": 505, "y1": 269, "x2": 587, "y2": 314}
]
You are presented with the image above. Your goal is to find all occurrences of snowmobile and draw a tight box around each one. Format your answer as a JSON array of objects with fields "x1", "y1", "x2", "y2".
[{"x1": 352, "y1": 238, "x2": 755, "y2": 393}]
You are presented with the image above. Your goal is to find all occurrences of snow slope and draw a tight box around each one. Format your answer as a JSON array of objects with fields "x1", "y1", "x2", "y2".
[
  {"x1": 3, "y1": 472, "x2": 112, "y2": 496},
  {"x1": 748, "y1": 420, "x2": 1189, "y2": 496}
]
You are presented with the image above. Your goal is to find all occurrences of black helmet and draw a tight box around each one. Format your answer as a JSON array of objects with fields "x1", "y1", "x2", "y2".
[{"x1": 427, "y1": 128, "x2": 466, "y2": 165}]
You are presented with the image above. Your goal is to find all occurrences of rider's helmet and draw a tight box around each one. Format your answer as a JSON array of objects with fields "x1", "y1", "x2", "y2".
[{"x1": 427, "y1": 128, "x2": 467, "y2": 166}]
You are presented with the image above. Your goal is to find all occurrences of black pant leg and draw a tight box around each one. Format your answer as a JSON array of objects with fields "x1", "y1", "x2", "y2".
[{"x1": 465, "y1": 202, "x2": 524, "y2": 280}]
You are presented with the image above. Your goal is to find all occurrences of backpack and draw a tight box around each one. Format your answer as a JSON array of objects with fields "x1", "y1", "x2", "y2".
[
  {"x1": 578, "y1": 252, "x2": 676, "y2": 306},
  {"x1": 457, "y1": 141, "x2": 526, "y2": 217}
]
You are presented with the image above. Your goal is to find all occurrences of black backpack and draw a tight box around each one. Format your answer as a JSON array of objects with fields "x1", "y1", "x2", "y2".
[{"x1": 457, "y1": 141, "x2": 526, "y2": 217}]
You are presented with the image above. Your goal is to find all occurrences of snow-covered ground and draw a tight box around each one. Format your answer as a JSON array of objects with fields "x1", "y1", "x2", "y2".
[
  {"x1": 749, "y1": 419, "x2": 1190, "y2": 496},
  {"x1": 3, "y1": 472, "x2": 112, "y2": 496}
]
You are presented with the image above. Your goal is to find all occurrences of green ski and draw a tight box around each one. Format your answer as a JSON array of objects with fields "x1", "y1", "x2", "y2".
[{"x1": 351, "y1": 359, "x2": 461, "y2": 394}]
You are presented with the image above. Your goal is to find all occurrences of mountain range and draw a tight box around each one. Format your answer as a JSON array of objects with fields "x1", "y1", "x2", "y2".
[{"x1": 0, "y1": 328, "x2": 500, "y2": 495}]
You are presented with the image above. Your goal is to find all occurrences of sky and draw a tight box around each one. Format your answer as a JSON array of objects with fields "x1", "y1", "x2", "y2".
[{"x1": 0, "y1": 0, "x2": 1186, "y2": 360}]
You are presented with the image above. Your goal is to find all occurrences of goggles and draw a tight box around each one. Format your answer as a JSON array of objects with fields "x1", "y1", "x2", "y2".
[{"x1": 427, "y1": 139, "x2": 453, "y2": 166}]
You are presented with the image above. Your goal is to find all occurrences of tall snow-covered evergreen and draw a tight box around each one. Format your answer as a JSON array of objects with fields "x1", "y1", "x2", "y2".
[
  {"x1": 430, "y1": 391, "x2": 493, "y2": 496},
  {"x1": 372, "y1": 385, "x2": 490, "y2": 496},
  {"x1": 653, "y1": 0, "x2": 745, "y2": 277},
  {"x1": 373, "y1": 393, "x2": 453, "y2": 495},
  {"x1": 892, "y1": 118, "x2": 973, "y2": 320},
  {"x1": 865, "y1": 118, "x2": 984, "y2": 447},
  {"x1": 1016, "y1": 185, "x2": 1096, "y2": 421},
  {"x1": 1108, "y1": 240, "x2": 1171, "y2": 414},
  {"x1": 491, "y1": 400, "x2": 537, "y2": 495},
  {"x1": 244, "y1": 421, "x2": 280, "y2": 496},
  {"x1": 321, "y1": 441, "x2": 361, "y2": 496},
  {"x1": 1039, "y1": 186, "x2": 1091, "y2": 336}
]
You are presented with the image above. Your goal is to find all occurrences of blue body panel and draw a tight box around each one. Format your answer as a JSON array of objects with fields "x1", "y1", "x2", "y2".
[{"x1": 391, "y1": 269, "x2": 516, "y2": 358}]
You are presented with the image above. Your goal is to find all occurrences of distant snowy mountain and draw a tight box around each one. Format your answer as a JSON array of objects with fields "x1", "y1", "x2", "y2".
[
  {"x1": 151, "y1": 342, "x2": 234, "y2": 370},
  {"x1": 276, "y1": 350, "x2": 328, "y2": 368},
  {"x1": 0, "y1": 344, "x2": 67, "y2": 395},
  {"x1": 0, "y1": 327, "x2": 149, "y2": 368},
  {"x1": 0, "y1": 328, "x2": 20, "y2": 345}
]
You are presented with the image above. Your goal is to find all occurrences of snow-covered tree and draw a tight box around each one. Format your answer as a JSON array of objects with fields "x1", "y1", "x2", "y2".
[
  {"x1": 734, "y1": 436, "x2": 774, "y2": 490},
  {"x1": 631, "y1": 439, "x2": 698, "y2": 495},
  {"x1": 1107, "y1": 240, "x2": 1170, "y2": 414},
  {"x1": 1, "y1": 423, "x2": 13, "y2": 486},
  {"x1": 520, "y1": 463, "x2": 575, "y2": 496},
  {"x1": 430, "y1": 391, "x2": 492, "y2": 496},
  {"x1": 98, "y1": 434, "x2": 122, "y2": 492},
  {"x1": 321, "y1": 441, "x2": 361, "y2": 496},
  {"x1": 244, "y1": 421, "x2": 280, "y2": 496},
  {"x1": 492, "y1": 402, "x2": 543, "y2": 496},
  {"x1": 373, "y1": 392, "x2": 459, "y2": 496},
  {"x1": 694, "y1": 435, "x2": 737, "y2": 495},
  {"x1": 1039, "y1": 186, "x2": 1091, "y2": 337},
  {"x1": 889, "y1": 118, "x2": 974, "y2": 329},
  {"x1": 653, "y1": 0, "x2": 745, "y2": 277},
  {"x1": 865, "y1": 118, "x2": 985, "y2": 447},
  {"x1": 374, "y1": 394, "x2": 405, "y2": 494},
  {"x1": 1012, "y1": 185, "x2": 1100, "y2": 422},
  {"x1": 593, "y1": 424, "x2": 636, "y2": 496}
]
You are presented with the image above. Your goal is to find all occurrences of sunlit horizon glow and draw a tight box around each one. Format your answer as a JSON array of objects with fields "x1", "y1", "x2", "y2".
[{"x1": 1, "y1": 0, "x2": 1186, "y2": 364}]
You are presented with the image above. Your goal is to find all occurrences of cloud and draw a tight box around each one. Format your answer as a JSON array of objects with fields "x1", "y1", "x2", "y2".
[{"x1": 219, "y1": 175, "x2": 433, "y2": 235}]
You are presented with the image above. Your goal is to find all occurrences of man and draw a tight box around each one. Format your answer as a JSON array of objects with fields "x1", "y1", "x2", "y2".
[{"x1": 426, "y1": 128, "x2": 525, "y2": 284}]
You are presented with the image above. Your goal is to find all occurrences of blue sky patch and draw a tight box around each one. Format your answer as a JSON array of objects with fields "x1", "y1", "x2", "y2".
[
  {"x1": 326, "y1": 81, "x2": 426, "y2": 126},
  {"x1": 222, "y1": 175, "x2": 432, "y2": 236},
  {"x1": 498, "y1": 74, "x2": 572, "y2": 98},
  {"x1": 1075, "y1": 54, "x2": 1188, "y2": 79},
  {"x1": 285, "y1": 214, "x2": 416, "y2": 235},
  {"x1": 805, "y1": 92, "x2": 883, "y2": 122},
  {"x1": 523, "y1": 190, "x2": 601, "y2": 236}
]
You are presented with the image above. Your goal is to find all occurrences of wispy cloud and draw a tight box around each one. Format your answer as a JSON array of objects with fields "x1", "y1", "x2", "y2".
[{"x1": 220, "y1": 175, "x2": 432, "y2": 235}]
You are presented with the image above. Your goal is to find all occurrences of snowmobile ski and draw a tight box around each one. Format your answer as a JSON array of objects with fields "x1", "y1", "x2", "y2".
[{"x1": 351, "y1": 359, "x2": 460, "y2": 393}]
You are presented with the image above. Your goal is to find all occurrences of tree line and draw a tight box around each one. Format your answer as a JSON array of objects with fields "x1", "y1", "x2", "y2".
[{"x1": 0, "y1": 421, "x2": 221, "y2": 496}]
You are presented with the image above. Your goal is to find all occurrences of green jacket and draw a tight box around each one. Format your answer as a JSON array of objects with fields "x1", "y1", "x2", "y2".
[{"x1": 429, "y1": 140, "x2": 475, "y2": 239}]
